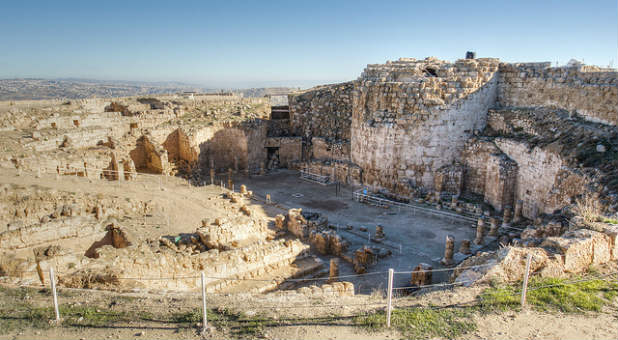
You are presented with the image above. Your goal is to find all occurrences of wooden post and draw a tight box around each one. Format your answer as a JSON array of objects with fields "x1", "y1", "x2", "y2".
[
  {"x1": 520, "y1": 254, "x2": 532, "y2": 307},
  {"x1": 386, "y1": 268, "x2": 394, "y2": 328},
  {"x1": 49, "y1": 267, "x2": 60, "y2": 323},
  {"x1": 201, "y1": 272, "x2": 208, "y2": 332}
]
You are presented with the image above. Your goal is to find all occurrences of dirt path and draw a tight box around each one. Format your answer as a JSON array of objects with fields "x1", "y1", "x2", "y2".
[{"x1": 2, "y1": 309, "x2": 615, "y2": 340}]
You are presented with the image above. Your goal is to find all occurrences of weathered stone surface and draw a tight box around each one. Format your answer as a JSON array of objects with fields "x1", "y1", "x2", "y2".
[
  {"x1": 541, "y1": 229, "x2": 611, "y2": 272},
  {"x1": 410, "y1": 263, "x2": 432, "y2": 287}
]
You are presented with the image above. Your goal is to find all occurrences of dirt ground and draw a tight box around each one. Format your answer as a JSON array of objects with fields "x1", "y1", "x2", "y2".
[
  {"x1": 234, "y1": 170, "x2": 485, "y2": 288},
  {"x1": 3, "y1": 312, "x2": 615, "y2": 340},
  {"x1": 1, "y1": 283, "x2": 616, "y2": 340}
]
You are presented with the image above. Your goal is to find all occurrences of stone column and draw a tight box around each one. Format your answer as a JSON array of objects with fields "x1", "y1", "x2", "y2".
[
  {"x1": 411, "y1": 263, "x2": 432, "y2": 287},
  {"x1": 375, "y1": 225, "x2": 385, "y2": 239},
  {"x1": 260, "y1": 161, "x2": 265, "y2": 175},
  {"x1": 502, "y1": 206, "x2": 512, "y2": 228},
  {"x1": 488, "y1": 217, "x2": 499, "y2": 237},
  {"x1": 451, "y1": 195, "x2": 458, "y2": 210},
  {"x1": 440, "y1": 235, "x2": 455, "y2": 266},
  {"x1": 474, "y1": 218, "x2": 485, "y2": 245},
  {"x1": 210, "y1": 168, "x2": 215, "y2": 185},
  {"x1": 328, "y1": 258, "x2": 339, "y2": 283},
  {"x1": 459, "y1": 239, "x2": 471, "y2": 254},
  {"x1": 513, "y1": 200, "x2": 523, "y2": 223},
  {"x1": 209, "y1": 159, "x2": 214, "y2": 171}
]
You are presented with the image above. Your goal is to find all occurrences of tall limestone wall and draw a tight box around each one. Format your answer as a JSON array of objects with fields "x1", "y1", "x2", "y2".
[
  {"x1": 351, "y1": 58, "x2": 500, "y2": 192},
  {"x1": 147, "y1": 120, "x2": 268, "y2": 174},
  {"x1": 462, "y1": 107, "x2": 612, "y2": 218},
  {"x1": 288, "y1": 82, "x2": 354, "y2": 142},
  {"x1": 497, "y1": 63, "x2": 617, "y2": 125}
]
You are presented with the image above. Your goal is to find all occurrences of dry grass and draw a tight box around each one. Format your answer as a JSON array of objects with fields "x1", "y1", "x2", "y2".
[{"x1": 573, "y1": 194, "x2": 604, "y2": 224}]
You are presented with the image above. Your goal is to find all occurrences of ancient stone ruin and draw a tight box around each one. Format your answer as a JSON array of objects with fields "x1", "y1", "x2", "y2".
[{"x1": 0, "y1": 55, "x2": 616, "y2": 299}]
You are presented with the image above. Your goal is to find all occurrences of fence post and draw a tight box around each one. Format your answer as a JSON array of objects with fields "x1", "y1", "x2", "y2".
[
  {"x1": 386, "y1": 268, "x2": 394, "y2": 328},
  {"x1": 520, "y1": 254, "x2": 532, "y2": 307},
  {"x1": 49, "y1": 267, "x2": 60, "y2": 323},
  {"x1": 201, "y1": 272, "x2": 208, "y2": 333}
]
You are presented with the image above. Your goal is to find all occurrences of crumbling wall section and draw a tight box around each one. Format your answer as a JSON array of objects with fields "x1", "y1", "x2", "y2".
[
  {"x1": 483, "y1": 153, "x2": 518, "y2": 211},
  {"x1": 193, "y1": 120, "x2": 268, "y2": 172},
  {"x1": 288, "y1": 82, "x2": 354, "y2": 141},
  {"x1": 493, "y1": 138, "x2": 563, "y2": 218},
  {"x1": 351, "y1": 58, "x2": 499, "y2": 193},
  {"x1": 498, "y1": 63, "x2": 617, "y2": 125},
  {"x1": 311, "y1": 137, "x2": 350, "y2": 162}
]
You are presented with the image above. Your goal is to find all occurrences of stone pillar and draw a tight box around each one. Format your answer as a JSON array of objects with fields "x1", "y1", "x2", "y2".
[
  {"x1": 274, "y1": 214, "x2": 285, "y2": 229},
  {"x1": 488, "y1": 217, "x2": 499, "y2": 237},
  {"x1": 451, "y1": 195, "x2": 458, "y2": 209},
  {"x1": 227, "y1": 168, "x2": 233, "y2": 189},
  {"x1": 474, "y1": 218, "x2": 485, "y2": 245},
  {"x1": 459, "y1": 239, "x2": 471, "y2": 254},
  {"x1": 513, "y1": 200, "x2": 523, "y2": 223},
  {"x1": 328, "y1": 258, "x2": 339, "y2": 283},
  {"x1": 94, "y1": 205, "x2": 103, "y2": 220},
  {"x1": 117, "y1": 161, "x2": 125, "y2": 181},
  {"x1": 434, "y1": 191, "x2": 441, "y2": 203},
  {"x1": 440, "y1": 235, "x2": 455, "y2": 266},
  {"x1": 502, "y1": 206, "x2": 512, "y2": 227},
  {"x1": 209, "y1": 158, "x2": 214, "y2": 170},
  {"x1": 260, "y1": 161, "x2": 265, "y2": 175},
  {"x1": 210, "y1": 168, "x2": 215, "y2": 185},
  {"x1": 127, "y1": 159, "x2": 137, "y2": 180},
  {"x1": 411, "y1": 263, "x2": 432, "y2": 287},
  {"x1": 375, "y1": 225, "x2": 385, "y2": 239}
]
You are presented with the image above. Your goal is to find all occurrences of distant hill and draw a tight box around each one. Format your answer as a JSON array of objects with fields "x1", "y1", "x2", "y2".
[
  {"x1": 236, "y1": 87, "x2": 300, "y2": 98},
  {"x1": 0, "y1": 78, "x2": 207, "y2": 101},
  {"x1": 0, "y1": 78, "x2": 302, "y2": 101}
]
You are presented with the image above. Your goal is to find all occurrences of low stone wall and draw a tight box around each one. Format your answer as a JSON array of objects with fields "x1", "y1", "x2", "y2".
[
  {"x1": 68, "y1": 238, "x2": 310, "y2": 291},
  {"x1": 0, "y1": 216, "x2": 105, "y2": 250},
  {"x1": 452, "y1": 225, "x2": 618, "y2": 285}
]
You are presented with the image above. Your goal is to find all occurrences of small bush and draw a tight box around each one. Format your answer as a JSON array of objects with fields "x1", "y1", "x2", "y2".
[{"x1": 573, "y1": 194, "x2": 603, "y2": 223}]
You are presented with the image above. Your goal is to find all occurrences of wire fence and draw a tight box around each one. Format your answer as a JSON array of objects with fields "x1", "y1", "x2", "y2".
[
  {"x1": 2, "y1": 261, "x2": 617, "y2": 332},
  {"x1": 5, "y1": 167, "x2": 617, "y2": 330}
]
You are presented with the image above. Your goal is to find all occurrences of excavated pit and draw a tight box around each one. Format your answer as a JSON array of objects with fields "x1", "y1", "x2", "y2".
[{"x1": 1, "y1": 57, "x2": 617, "y2": 297}]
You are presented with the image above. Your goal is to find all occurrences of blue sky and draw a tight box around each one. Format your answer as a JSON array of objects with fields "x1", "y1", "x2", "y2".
[{"x1": 0, "y1": 0, "x2": 616, "y2": 88}]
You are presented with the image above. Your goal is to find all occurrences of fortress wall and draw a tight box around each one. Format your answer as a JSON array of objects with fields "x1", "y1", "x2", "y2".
[
  {"x1": 288, "y1": 82, "x2": 354, "y2": 141},
  {"x1": 498, "y1": 63, "x2": 617, "y2": 125},
  {"x1": 351, "y1": 72, "x2": 499, "y2": 193}
]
